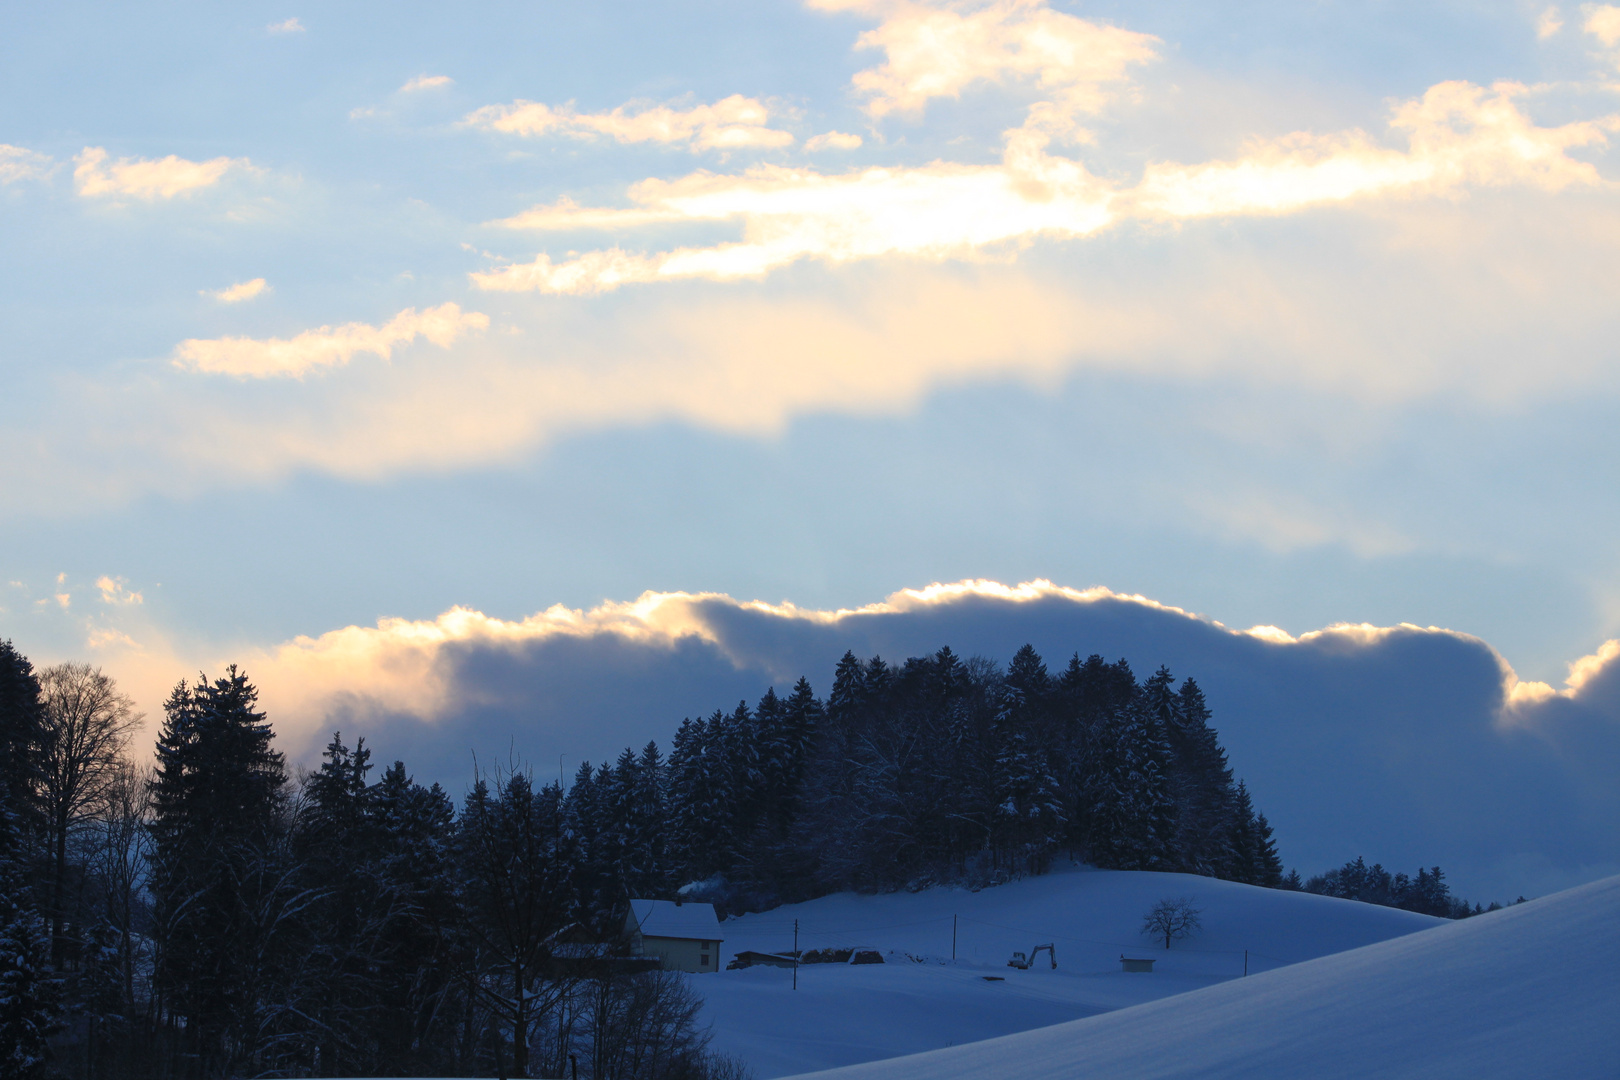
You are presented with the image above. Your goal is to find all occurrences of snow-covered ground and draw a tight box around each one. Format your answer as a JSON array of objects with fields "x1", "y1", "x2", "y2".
[
  {"x1": 775, "y1": 872, "x2": 1620, "y2": 1080},
  {"x1": 700, "y1": 863, "x2": 1442, "y2": 1077}
]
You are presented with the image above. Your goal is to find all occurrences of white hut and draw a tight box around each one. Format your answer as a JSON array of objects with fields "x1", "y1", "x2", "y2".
[{"x1": 625, "y1": 899, "x2": 724, "y2": 973}]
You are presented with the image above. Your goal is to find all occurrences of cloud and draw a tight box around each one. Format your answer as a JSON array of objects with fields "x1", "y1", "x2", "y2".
[
  {"x1": 95, "y1": 576, "x2": 143, "y2": 606},
  {"x1": 811, "y1": 0, "x2": 1159, "y2": 125},
  {"x1": 173, "y1": 302, "x2": 489, "y2": 378},
  {"x1": 401, "y1": 74, "x2": 453, "y2": 93},
  {"x1": 0, "y1": 144, "x2": 54, "y2": 184},
  {"x1": 87, "y1": 628, "x2": 139, "y2": 650},
  {"x1": 462, "y1": 94, "x2": 794, "y2": 151},
  {"x1": 1132, "y1": 81, "x2": 1611, "y2": 220},
  {"x1": 160, "y1": 578, "x2": 1617, "y2": 899},
  {"x1": 267, "y1": 17, "x2": 304, "y2": 34},
  {"x1": 74, "y1": 146, "x2": 247, "y2": 200},
  {"x1": 206, "y1": 278, "x2": 269, "y2": 303},
  {"x1": 473, "y1": 127, "x2": 1116, "y2": 293},
  {"x1": 1539, "y1": 6, "x2": 1565, "y2": 38},
  {"x1": 805, "y1": 130, "x2": 864, "y2": 151},
  {"x1": 1586, "y1": 4, "x2": 1620, "y2": 46},
  {"x1": 474, "y1": 80, "x2": 1613, "y2": 294}
]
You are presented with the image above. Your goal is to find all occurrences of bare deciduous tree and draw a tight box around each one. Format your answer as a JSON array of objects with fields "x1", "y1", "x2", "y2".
[
  {"x1": 96, "y1": 761, "x2": 151, "y2": 1014},
  {"x1": 1142, "y1": 897, "x2": 1202, "y2": 949},
  {"x1": 38, "y1": 662, "x2": 141, "y2": 963}
]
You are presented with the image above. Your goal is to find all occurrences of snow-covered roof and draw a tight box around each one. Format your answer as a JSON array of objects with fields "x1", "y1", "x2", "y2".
[{"x1": 628, "y1": 898, "x2": 723, "y2": 941}]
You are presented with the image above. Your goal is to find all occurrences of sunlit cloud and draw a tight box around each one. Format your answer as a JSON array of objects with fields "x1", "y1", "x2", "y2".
[
  {"x1": 462, "y1": 94, "x2": 794, "y2": 151},
  {"x1": 811, "y1": 0, "x2": 1158, "y2": 126},
  {"x1": 0, "y1": 144, "x2": 54, "y2": 184},
  {"x1": 206, "y1": 278, "x2": 269, "y2": 303},
  {"x1": 95, "y1": 575, "x2": 143, "y2": 606},
  {"x1": 232, "y1": 581, "x2": 1214, "y2": 734},
  {"x1": 268, "y1": 17, "x2": 305, "y2": 34},
  {"x1": 1131, "y1": 81, "x2": 1609, "y2": 220},
  {"x1": 74, "y1": 146, "x2": 247, "y2": 200},
  {"x1": 401, "y1": 74, "x2": 453, "y2": 92},
  {"x1": 475, "y1": 80, "x2": 1614, "y2": 295},
  {"x1": 806, "y1": 130, "x2": 864, "y2": 150},
  {"x1": 1586, "y1": 4, "x2": 1620, "y2": 46},
  {"x1": 474, "y1": 127, "x2": 1115, "y2": 293},
  {"x1": 1538, "y1": 6, "x2": 1565, "y2": 38},
  {"x1": 1504, "y1": 637, "x2": 1620, "y2": 709},
  {"x1": 173, "y1": 302, "x2": 489, "y2": 379}
]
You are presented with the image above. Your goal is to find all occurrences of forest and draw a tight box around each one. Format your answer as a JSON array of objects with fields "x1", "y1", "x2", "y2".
[{"x1": 0, "y1": 638, "x2": 1286, "y2": 1079}]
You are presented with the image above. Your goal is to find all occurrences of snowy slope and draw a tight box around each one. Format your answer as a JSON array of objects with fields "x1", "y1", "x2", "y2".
[
  {"x1": 777, "y1": 873, "x2": 1620, "y2": 1080},
  {"x1": 700, "y1": 864, "x2": 1442, "y2": 1077}
]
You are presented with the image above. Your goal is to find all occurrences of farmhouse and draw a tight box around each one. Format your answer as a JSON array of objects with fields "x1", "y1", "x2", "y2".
[{"x1": 625, "y1": 898, "x2": 725, "y2": 973}]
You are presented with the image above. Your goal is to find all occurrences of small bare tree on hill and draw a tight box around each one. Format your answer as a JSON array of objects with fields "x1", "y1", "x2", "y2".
[{"x1": 1142, "y1": 897, "x2": 1202, "y2": 949}]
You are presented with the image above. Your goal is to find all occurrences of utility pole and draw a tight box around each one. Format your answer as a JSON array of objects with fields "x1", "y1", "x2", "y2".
[
  {"x1": 952, "y1": 915, "x2": 957, "y2": 961},
  {"x1": 793, "y1": 919, "x2": 799, "y2": 990}
]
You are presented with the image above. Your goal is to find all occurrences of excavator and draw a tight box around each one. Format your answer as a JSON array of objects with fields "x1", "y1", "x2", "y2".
[{"x1": 1007, "y1": 943, "x2": 1057, "y2": 969}]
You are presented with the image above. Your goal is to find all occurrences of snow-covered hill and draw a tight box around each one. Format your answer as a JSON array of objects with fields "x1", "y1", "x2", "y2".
[
  {"x1": 773, "y1": 872, "x2": 1620, "y2": 1080},
  {"x1": 700, "y1": 864, "x2": 1442, "y2": 1077}
]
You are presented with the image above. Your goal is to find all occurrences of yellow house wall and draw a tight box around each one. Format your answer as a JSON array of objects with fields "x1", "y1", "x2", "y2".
[{"x1": 642, "y1": 936, "x2": 721, "y2": 974}]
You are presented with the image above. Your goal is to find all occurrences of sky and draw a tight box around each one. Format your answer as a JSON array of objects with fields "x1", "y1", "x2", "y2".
[{"x1": 3, "y1": 1, "x2": 1620, "y2": 897}]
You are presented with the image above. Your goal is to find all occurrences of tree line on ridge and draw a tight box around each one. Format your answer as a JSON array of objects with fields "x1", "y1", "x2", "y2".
[{"x1": 0, "y1": 637, "x2": 1286, "y2": 1078}]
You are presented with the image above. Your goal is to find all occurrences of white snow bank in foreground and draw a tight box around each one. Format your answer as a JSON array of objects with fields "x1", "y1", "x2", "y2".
[{"x1": 780, "y1": 873, "x2": 1620, "y2": 1080}]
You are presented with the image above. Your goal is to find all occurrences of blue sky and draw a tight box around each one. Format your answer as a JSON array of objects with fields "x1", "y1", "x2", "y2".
[{"x1": 4, "y1": 1, "x2": 1620, "y2": 891}]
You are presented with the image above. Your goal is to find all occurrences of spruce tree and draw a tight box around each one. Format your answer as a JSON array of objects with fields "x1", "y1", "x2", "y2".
[
  {"x1": 0, "y1": 641, "x2": 44, "y2": 834},
  {"x1": 0, "y1": 797, "x2": 53, "y2": 1080},
  {"x1": 148, "y1": 667, "x2": 289, "y2": 1074},
  {"x1": 1165, "y1": 677, "x2": 1240, "y2": 877}
]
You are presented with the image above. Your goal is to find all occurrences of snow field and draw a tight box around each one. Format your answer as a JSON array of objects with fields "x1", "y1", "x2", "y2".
[
  {"x1": 776, "y1": 873, "x2": 1620, "y2": 1080},
  {"x1": 698, "y1": 863, "x2": 1442, "y2": 1077}
]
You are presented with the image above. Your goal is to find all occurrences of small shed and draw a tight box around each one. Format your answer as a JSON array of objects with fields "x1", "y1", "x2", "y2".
[
  {"x1": 1119, "y1": 955, "x2": 1156, "y2": 973},
  {"x1": 626, "y1": 899, "x2": 724, "y2": 974},
  {"x1": 727, "y1": 950, "x2": 797, "y2": 970}
]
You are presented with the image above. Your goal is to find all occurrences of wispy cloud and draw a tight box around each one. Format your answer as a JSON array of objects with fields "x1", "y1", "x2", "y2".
[
  {"x1": 475, "y1": 80, "x2": 1613, "y2": 294},
  {"x1": 401, "y1": 74, "x2": 453, "y2": 93},
  {"x1": 267, "y1": 17, "x2": 305, "y2": 34},
  {"x1": 463, "y1": 94, "x2": 794, "y2": 151},
  {"x1": 805, "y1": 130, "x2": 864, "y2": 151},
  {"x1": 0, "y1": 144, "x2": 54, "y2": 184},
  {"x1": 473, "y1": 136, "x2": 1114, "y2": 293},
  {"x1": 206, "y1": 278, "x2": 269, "y2": 303},
  {"x1": 1538, "y1": 6, "x2": 1565, "y2": 38},
  {"x1": 813, "y1": 0, "x2": 1158, "y2": 128},
  {"x1": 173, "y1": 302, "x2": 488, "y2": 378},
  {"x1": 1131, "y1": 81, "x2": 1609, "y2": 219},
  {"x1": 74, "y1": 146, "x2": 247, "y2": 199}
]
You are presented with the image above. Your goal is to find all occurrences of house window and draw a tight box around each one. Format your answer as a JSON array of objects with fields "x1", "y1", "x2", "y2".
[{"x1": 700, "y1": 954, "x2": 709, "y2": 965}]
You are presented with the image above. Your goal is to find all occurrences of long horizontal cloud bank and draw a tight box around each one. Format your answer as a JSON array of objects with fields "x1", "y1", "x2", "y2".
[{"x1": 233, "y1": 581, "x2": 1620, "y2": 901}]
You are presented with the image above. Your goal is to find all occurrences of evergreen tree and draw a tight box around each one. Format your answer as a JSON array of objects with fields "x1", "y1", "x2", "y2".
[
  {"x1": 458, "y1": 770, "x2": 576, "y2": 1080},
  {"x1": 0, "y1": 641, "x2": 44, "y2": 833},
  {"x1": 0, "y1": 797, "x2": 53, "y2": 1080},
  {"x1": 297, "y1": 733, "x2": 390, "y2": 1075},
  {"x1": 1164, "y1": 676, "x2": 1240, "y2": 876},
  {"x1": 368, "y1": 762, "x2": 461, "y2": 1074},
  {"x1": 148, "y1": 667, "x2": 292, "y2": 1075},
  {"x1": 1227, "y1": 780, "x2": 1275, "y2": 885}
]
